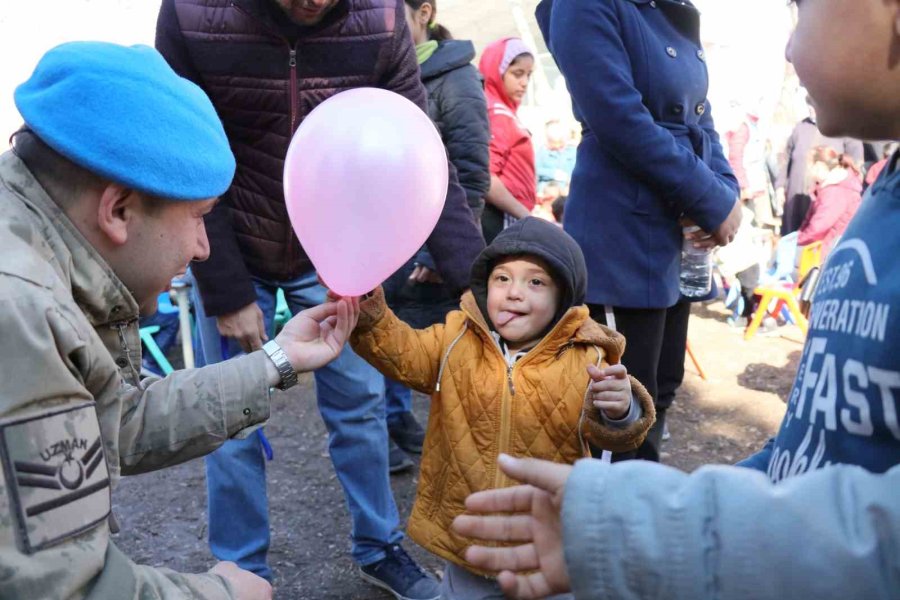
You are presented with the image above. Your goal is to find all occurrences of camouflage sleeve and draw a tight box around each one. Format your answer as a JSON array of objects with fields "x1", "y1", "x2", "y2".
[
  {"x1": 87, "y1": 538, "x2": 238, "y2": 600},
  {"x1": 0, "y1": 289, "x2": 239, "y2": 600},
  {"x1": 115, "y1": 352, "x2": 272, "y2": 475}
]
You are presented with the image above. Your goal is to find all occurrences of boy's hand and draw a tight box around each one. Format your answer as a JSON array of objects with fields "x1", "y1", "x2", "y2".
[{"x1": 586, "y1": 364, "x2": 631, "y2": 420}]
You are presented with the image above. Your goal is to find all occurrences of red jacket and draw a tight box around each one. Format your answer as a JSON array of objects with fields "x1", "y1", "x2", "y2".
[
  {"x1": 798, "y1": 170, "x2": 863, "y2": 253},
  {"x1": 479, "y1": 39, "x2": 536, "y2": 212}
]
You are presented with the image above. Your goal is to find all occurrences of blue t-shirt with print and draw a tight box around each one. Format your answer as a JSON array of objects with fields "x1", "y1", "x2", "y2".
[{"x1": 756, "y1": 156, "x2": 900, "y2": 481}]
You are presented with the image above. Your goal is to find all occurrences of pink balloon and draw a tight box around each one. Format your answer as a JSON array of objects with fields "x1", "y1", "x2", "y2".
[{"x1": 284, "y1": 88, "x2": 449, "y2": 296}]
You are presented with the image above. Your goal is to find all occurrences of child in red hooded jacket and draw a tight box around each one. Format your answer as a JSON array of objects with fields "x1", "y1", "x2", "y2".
[{"x1": 479, "y1": 38, "x2": 537, "y2": 243}]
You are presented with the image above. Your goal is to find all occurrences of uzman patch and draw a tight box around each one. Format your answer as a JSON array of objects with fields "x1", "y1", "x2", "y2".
[{"x1": 0, "y1": 402, "x2": 110, "y2": 553}]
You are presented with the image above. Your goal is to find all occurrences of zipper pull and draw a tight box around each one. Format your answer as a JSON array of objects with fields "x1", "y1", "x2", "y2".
[
  {"x1": 507, "y1": 365, "x2": 516, "y2": 396},
  {"x1": 289, "y1": 49, "x2": 297, "y2": 67}
]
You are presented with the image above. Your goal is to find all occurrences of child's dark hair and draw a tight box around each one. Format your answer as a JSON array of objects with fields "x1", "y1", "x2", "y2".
[
  {"x1": 551, "y1": 195, "x2": 566, "y2": 223},
  {"x1": 404, "y1": 0, "x2": 453, "y2": 42}
]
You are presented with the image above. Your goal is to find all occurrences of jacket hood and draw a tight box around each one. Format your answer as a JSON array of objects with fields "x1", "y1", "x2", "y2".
[
  {"x1": 479, "y1": 37, "x2": 529, "y2": 111},
  {"x1": 470, "y1": 217, "x2": 588, "y2": 332},
  {"x1": 420, "y1": 40, "x2": 476, "y2": 80}
]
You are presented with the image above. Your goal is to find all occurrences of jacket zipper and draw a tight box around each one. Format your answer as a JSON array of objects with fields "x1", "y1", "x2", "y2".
[
  {"x1": 289, "y1": 47, "x2": 299, "y2": 133},
  {"x1": 231, "y1": 2, "x2": 302, "y2": 275},
  {"x1": 493, "y1": 361, "x2": 517, "y2": 489},
  {"x1": 435, "y1": 323, "x2": 468, "y2": 392}
]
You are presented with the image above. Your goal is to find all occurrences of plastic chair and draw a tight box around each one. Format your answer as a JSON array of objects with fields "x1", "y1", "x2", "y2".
[
  {"x1": 745, "y1": 241, "x2": 823, "y2": 340},
  {"x1": 273, "y1": 288, "x2": 292, "y2": 336}
]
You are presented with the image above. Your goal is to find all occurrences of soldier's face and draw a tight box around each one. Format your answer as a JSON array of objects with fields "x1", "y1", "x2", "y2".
[
  {"x1": 272, "y1": 0, "x2": 339, "y2": 25},
  {"x1": 122, "y1": 196, "x2": 214, "y2": 315}
]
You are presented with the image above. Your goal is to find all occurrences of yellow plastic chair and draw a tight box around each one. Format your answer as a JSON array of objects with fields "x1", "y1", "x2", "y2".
[{"x1": 744, "y1": 241, "x2": 823, "y2": 340}]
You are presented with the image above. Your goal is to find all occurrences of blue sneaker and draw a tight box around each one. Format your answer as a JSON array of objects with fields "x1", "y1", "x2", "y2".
[{"x1": 359, "y1": 544, "x2": 440, "y2": 600}]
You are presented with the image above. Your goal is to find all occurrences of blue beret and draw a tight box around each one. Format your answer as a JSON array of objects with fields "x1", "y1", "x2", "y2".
[{"x1": 14, "y1": 41, "x2": 235, "y2": 201}]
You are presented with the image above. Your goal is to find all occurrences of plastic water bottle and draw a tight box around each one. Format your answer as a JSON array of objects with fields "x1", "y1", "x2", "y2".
[{"x1": 679, "y1": 226, "x2": 712, "y2": 298}]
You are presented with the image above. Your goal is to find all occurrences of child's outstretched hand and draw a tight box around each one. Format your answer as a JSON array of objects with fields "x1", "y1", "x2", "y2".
[{"x1": 586, "y1": 364, "x2": 631, "y2": 420}]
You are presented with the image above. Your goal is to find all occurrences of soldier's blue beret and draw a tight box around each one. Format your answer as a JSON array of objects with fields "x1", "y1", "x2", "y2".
[{"x1": 14, "y1": 41, "x2": 235, "y2": 201}]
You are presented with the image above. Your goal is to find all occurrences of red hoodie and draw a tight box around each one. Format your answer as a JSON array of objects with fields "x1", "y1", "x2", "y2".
[
  {"x1": 479, "y1": 38, "x2": 537, "y2": 211},
  {"x1": 798, "y1": 169, "x2": 863, "y2": 254}
]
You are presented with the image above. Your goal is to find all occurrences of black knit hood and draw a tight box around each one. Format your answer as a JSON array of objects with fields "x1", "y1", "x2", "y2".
[{"x1": 469, "y1": 217, "x2": 587, "y2": 331}]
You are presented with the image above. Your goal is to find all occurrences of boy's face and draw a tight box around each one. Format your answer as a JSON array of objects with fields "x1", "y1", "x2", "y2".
[
  {"x1": 487, "y1": 257, "x2": 561, "y2": 353},
  {"x1": 787, "y1": 0, "x2": 900, "y2": 140}
]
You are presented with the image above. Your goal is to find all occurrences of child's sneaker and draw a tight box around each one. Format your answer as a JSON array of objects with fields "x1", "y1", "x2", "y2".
[{"x1": 359, "y1": 544, "x2": 440, "y2": 600}]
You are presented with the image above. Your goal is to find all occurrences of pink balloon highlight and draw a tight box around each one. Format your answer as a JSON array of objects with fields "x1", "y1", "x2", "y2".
[{"x1": 284, "y1": 88, "x2": 449, "y2": 296}]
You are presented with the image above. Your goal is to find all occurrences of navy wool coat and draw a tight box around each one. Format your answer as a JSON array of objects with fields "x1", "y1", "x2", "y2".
[{"x1": 537, "y1": 0, "x2": 739, "y2": 308}]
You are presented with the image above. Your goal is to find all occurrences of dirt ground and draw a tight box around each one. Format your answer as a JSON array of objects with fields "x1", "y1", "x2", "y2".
[{"x1": 113, "y1": 300, "x2": 803, "y2": 599}]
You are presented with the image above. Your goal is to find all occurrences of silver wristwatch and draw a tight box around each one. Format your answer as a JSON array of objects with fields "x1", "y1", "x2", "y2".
[{"x1": 262, "y1": 340, "x2": 298, "y2": 390}]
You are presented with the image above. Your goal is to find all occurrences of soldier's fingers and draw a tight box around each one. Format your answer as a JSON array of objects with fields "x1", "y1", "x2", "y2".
[
  {"x1": 257, "y1": 308, "x2": 268, "y2": 343},
  {"x1": 298, "y1": 301, "x2": 339, "y2": 323},
  {"x1": 452, "y1": 514, "x2": 534, "y2": 542}
]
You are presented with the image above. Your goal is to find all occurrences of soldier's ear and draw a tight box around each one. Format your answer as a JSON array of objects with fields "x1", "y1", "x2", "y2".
[{"x1": 95, "y1": 182, "x2": 137, "y2": 246}]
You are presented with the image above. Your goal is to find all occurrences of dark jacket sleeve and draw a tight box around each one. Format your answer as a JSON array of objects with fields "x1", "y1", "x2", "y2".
[
  {"x1": 436, "y1": 66, "x2": 491, "y2": 209},
  {"x1": 155, "y1": 0, "x2": 258, "y2": 316},
  {"x1": 775, "y1": 126, "x2": 797, "y2": 191},
  {"x1": 545, "y1": 0, "x2": 736, "y2": 233},
  {"x1": 380, "y1": 6, "x2": 485, "y2": 289}
]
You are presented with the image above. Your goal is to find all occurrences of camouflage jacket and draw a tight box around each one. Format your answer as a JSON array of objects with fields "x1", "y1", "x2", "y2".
[{"x1": 0, "y1": 151, "x2": 272, "y2": 599}]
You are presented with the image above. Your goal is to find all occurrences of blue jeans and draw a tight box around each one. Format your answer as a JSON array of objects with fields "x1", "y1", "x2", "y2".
[{"x1": 193, "y1": 270, "x2": 402, "y2": 579}]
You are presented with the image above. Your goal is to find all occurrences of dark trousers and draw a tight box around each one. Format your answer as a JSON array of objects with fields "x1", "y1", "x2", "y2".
[
  {"x1": 588, "y1": 301, "x2": 692, "y2": 462},
  {"x1": 736, "y1": 264, "x2": 761, "y2": 318}
]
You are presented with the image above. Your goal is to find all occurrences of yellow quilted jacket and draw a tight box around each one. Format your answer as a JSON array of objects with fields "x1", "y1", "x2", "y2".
[{"x1": 351, "y1": 287, "x2": 655, "y2": 573}]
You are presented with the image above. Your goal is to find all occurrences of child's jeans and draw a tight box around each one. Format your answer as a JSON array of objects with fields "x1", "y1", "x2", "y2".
[{"x1": 440, "y1": 562, "x2": 574, "y2": 600}]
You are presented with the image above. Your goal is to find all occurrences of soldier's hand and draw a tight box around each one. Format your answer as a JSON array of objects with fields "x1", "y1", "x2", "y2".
[
  {"x1": 274, "y1": 297, "x2": 360, "y2": 373},
  {"x1": 210, "y1": 561, "x2": 272, "y2": 600},
  {"x1": 216, "y1": 302, "x2": 268, "y2": 353}
]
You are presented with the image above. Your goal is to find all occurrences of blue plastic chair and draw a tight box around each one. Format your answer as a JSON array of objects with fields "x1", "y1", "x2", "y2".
[
  {"x1": 139, "y1": 292, "x2": 179, "y2": 375},
  {"x1": 273, "y1": 288, "x2": 292, "y2": 336}
]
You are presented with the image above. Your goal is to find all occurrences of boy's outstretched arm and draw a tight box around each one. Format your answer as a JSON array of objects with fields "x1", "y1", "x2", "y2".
[{"x1": 350, "y1": 286, "x2": 448, "y2": 394}]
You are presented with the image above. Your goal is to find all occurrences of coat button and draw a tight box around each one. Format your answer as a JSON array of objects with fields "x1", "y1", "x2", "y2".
[
  {"x1": 115, "y1": 357, "x2": 129, "y2": 368},
  {"x1": 697, "y1": 49, "x2": 706, "y2": 61},
  {"x1": 695, "y1": 102, "x2": 706, "y2": 116},
  {"x1": 242, "y1": 408, "x2": 251, "y2": 416},
  {"x1": 672, "y1": 104, "x2": 684, "y2": 115},
  {"x1": 649, "y1": 0, "x2": 657, "y2": 7},
  {"x1": 666, "y1": 46, "x2": 678, "y2": 58}
]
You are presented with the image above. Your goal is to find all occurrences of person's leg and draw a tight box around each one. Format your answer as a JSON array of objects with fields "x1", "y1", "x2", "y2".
[
  {"x1": 737, "y1": 264, "x2": 761, "y2": 319},
  {"x1": 588, "y1": 304, "x2": 667, "y2": 462},
  {"x1": 282, "y1": 272, "x2": 402, "y2": 564},
  {"x1": 646, "y1": 300, "x2": 692, "y2": 462},
  {"x1": 196, "y1": 283, "x2": 277, "y2": 580}
]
